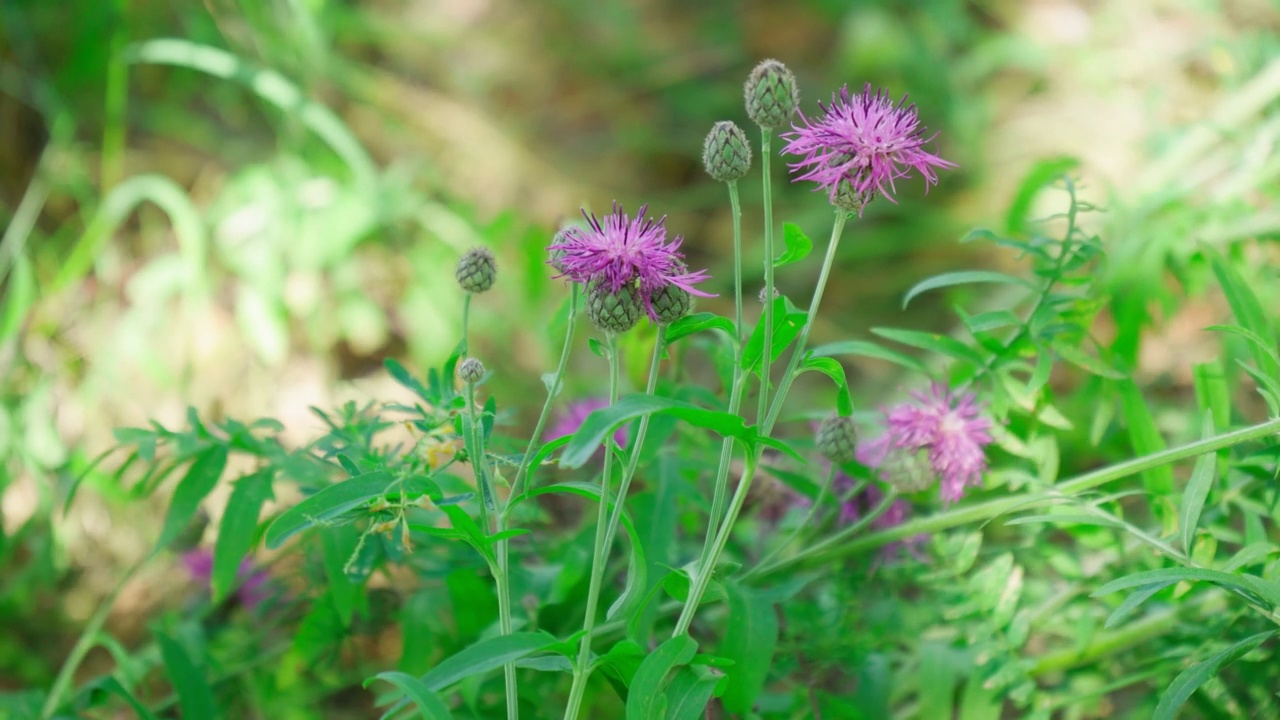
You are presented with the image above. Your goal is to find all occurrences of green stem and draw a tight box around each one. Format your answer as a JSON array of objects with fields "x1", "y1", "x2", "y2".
[
  {"x1": 728, "y1": 180, "x2": 744, "y2": 345},
  {"x1": 758, "y1": 132, "x2": 775, "y2": 423},
  {"x1": 600, "y1": 327, "x2": 666, "y2": 566},
  {"x1": 42, "y1": 555, "x2": 153, "y2": 719},
  {"x1": 563, "y1": 333, "x2": 622, "y2": 720},
  {"x1": 759, "y1": 416, "x2": 1280, "y2": 576},
  {"x1": 465, "y1": 380, "x2": 493, "y2": 528},
  {"x1": 745, "y1": 487, "x2": 896, "y2": 581},
  {"x1": 764, "y1": 210, "x2": 848, "y2": 433},
  {"x1": 494, "y1": 539, "x2": 519, "y2": 720},
  {"x1": 507, "y1": 285, "x2": 580, "y2": 503},
  {"x1": 749, "y1": 466, "x2": 836, "y2": 578},
  {"x1": 461, "y1": 292, "x2": 472, "y2": 355}
]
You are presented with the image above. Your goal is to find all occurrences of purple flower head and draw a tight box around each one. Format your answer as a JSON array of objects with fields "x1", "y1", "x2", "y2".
[
  {"x1": 781, "y1": 84, "x2": 956, "y2": 213},
  {"x1": 181, "y1": 549, "x2": 272, "y2": 611},
  {"x1": 857, "y1": 383, "x2": 994, "y2": 503},
  {"x1": 548, "y1": 203, "x2": 713, "y2": 319},
  {"x1": 548, "y1": 398, "x2": 628, "y2": 448}
]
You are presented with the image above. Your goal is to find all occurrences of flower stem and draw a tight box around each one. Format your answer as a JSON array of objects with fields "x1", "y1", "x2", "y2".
[
  {"x1": 758, "y1": 132, "x2": 775, "y2": 423},
  {"x1": 728, "y1": 180, "x2": 744, "y2": 346},
  {"x1": 600, "y1": 326, "x2": 666, "y2": 570},
  {"x1": 764, "y1": 209, "x2": 848, "y2": 433},
  {"x1": 756, "y1": 416, "x2": 1280, "y2": 577},
  {"x1": 494, "y1": 524, "x2": 519, "y2": 720},
  {"x1": 465, "y1": 380, "x2": 493, "y2": 527},
  {"x1": 461, "y1": 291, "x2": 472, "y2": 355},
  {"x1": 749, "y1": 466, "x2": 836, "y2": 577},
  {"x1": 563, "y1": 332, "x2": 622, "y2": 720}
]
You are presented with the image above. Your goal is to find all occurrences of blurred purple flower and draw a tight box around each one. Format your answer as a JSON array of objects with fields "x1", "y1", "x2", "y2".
[
  {"x1": 181, "y1": 549, "x2": 271, "y2": 611},
  {"x1": 781, "y1": 84, "x2": 955, "y2": 212},
  {"x1": 548, "y1": 203, "x2": 712, "y2": 318},
  {"x1": 548, "y1": 398, "x2": 628, "y2": 448},
  {"x1": 857, "y1": 383, "x2": 994, "y2": 503}
]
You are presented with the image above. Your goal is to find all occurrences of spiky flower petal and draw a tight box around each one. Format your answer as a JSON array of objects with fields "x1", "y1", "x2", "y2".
[
  {"x1": 456, "y1": 246, "x2": 497, "y2": 293},
  {"x1": 702, "y1": 121, "x2": 753, "y2": 182},
  {"x1": 548, "y1": 203, "x2": 712, "y2": 320},
  {"x1": 745, "y1": 59, "x2": 800, "y2": 130},
  {"x1": 782, "y1": 84, "x2": 956, "y2": 213},
  {"x1": 856, "y1": 384, "x2": 993, "y2": 503}
]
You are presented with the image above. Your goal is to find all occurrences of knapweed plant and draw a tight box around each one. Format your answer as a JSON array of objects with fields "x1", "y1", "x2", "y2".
[{"x1": 47, "y1": 60, "x2": 1280, "y2": 719}]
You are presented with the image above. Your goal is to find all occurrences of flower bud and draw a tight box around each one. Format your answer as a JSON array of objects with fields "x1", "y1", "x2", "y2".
[
  {"x1": 548, "y1": 227, "x2": 573, "y2": 275},
  {"x1": 458, "y1": 357, "x2": 486, "y2": 383},
  {"x1": 816, "y1": 414, "x2": 857, "y2": 464},
  {"x1": 455, "y1": 247, "x2": 496, "y2": 293},
  {"x1": 745, "y1": 59, "x2": 799, "y2": 130},
  {"x1": 881, "y1": 448, "x2": 937, "y2": 494},
  {"x1": 650, "y1": 283, "x2": 692, "y2": 325},
  {"x1": 586, "y1": 279, "x2": 643, "y2": 335},
  {"x1": 702, "y1": 121, "x2": 752, "y2": 182}
]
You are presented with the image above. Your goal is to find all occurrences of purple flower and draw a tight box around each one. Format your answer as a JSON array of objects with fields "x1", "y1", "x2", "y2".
[
  {"x1": 781, "y1": 84, "x2": 956, "y2": 212},
  {"x1": 548, "y1": 203, "x2": 712, "y2": 318},
  {"x1": 857, "y1": 384, "x2": 994, "y2": 503},
  {"x1": 181, "y1": 549, "x2": 272, "y2": 611},
  {"x1": 548, "y1": 398, "x2": 628, "y2": 448}
]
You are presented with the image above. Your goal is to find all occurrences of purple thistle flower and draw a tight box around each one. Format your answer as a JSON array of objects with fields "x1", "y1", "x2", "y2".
[
  {"x1": 548, "y1": 203, "x2": 712, "y2": 319},
  {"x1": 857, "y1": 383, "x2": 994, "y2": 503},
  {"x1": 181, "y1": 549, "x2": 272, "y2": 611},
  {"x1": 548, "y1": 397, "x2": 629, "y2": 448},
  {"x1": 781, "y1": 84, "x2": 956, "y2": 212}
]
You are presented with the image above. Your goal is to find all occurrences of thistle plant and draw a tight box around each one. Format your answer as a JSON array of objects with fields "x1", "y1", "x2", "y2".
[{"x1": 54, "y1": 57, "x2": 1280, "y2": 720}]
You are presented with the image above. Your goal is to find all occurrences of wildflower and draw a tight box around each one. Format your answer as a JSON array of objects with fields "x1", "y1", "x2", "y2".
[
  {"x1": 458, "y1": 357, "x2": 486, "y2": 383},
  {"x1": 548, "y1": 398, "x2": 628, "y2": 448},
  {"x1": 456, "y1": 246, "x2": 497, "y2": 293},
  {"x1": 586, "y1": 279, "x2": 644, "y2": 334},
  {"x1": 781, "y1": 84, "x2": 956, "y2": 213},
  {"x1": 857, "y1": 383, "x2": 993, "y2": 503},
  {"x1": 815, "y1": 414, "x2": 858, "y2": 464},
  {"x1": 423, "y1": 435, "x2": 463, "y2": 470},
  {"x1": 548, "y1": 203, "x2": 711, "y2": 319},
  {"x1": 181, "y1": 549, "x2": 271, "y2": 611}
]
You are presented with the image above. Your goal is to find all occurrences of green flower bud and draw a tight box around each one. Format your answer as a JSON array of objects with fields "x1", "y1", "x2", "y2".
[
  {"x1": 586, "y1": 279, "x2": 643, "y2": 335},
  {"x1": 745, "y1": 59, "x2": 799, "y2": 130},
  {"x1": 650, "y1": 283, "x2": 693, "y2": 325},
  {"x1": 458, "y1": 357, "x2": 486, "y2": 383},
  {"x1": 456, "y1": 247, "x2": 497, "y2": 293},
  {"x1": 702, "y1": 121, "x2": 752, "y2": 182},
  {"x1": 816, "y1": 414, "x2": 857, "y2": 464}
]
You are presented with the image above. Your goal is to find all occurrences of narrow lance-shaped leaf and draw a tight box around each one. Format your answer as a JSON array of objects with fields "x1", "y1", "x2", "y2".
[
  {"x1": 1153, "y1": 631, "x2": 1278, "y2": 720},
  {"x1": 626, "y1": 635, "x2": 698, "y2": 720},
  {"x1": 561, "y1": 395, "x2": 754, "y2": 470},
  {"x1": 720, "y1": 583, "x2": 778, "y2": 714},
  {"x1": 1178, "y1": 413, "x2": 1217, "y2": 554},
  {"x1": 157, "y1": 633, "x2": 217, "y2": 720},
  {"x1": 212, "y1": 469, "x2": 275, "y2": 602},
  {"x1": 264, "y1": 471, "x2": 393, "y2": 549},
  {"x1": 158, "y1": 445, "x2": 229, "y2": 549},
  {"x1": 902, "y1": 270, "x2": 1031, "y2": 309},
  {"x1": 365, "y1": 672, "x2": 453, "y2": 720}
]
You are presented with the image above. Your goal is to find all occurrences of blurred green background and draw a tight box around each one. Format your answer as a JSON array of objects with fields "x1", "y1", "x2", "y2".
[{"x1": 2, "y1": 0, "x2": 1279, "y2": 700}]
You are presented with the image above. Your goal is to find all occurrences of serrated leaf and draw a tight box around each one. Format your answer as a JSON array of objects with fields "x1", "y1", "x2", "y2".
[{"x1": 902, "y1": 270, "x2": 1031, "y2": 309}]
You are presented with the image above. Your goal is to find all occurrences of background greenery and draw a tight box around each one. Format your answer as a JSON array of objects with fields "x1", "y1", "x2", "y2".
[{"x1": 3, "y1": 0, "x2": 1280, "y2": 717}]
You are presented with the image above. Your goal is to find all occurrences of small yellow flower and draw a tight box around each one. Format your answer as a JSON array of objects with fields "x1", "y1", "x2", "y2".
[{"x1": 423, "y1": 435, "x2": 463, "y2": 470}]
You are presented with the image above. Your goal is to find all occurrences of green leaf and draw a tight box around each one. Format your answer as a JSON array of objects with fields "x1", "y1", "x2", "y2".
[
  {"x1": 626, "y1": 635, "x2": 698, "y2": 720},
  {"x1": 1153, "y1": 630, "x2": 1277, "y2": 720},
  {"x1": 77, "y1": 676, "x2": 160, "y2": 720},
  {"x1": 1205, "y1": 247, "x2": 1280, "y2": 379},
  {"x1": 157, "y1": 633, "x2": 216, "y2": 720},
  {"x1": 809, "y1": 339, "x2": 928, "y2": 374},
  {"x1": 264, "y1": 471, "x2": 392, "y2": 549},
  {"x1": 774, "y1": 223, "x2": 813, "y2": 268},
  {"x1": 1179, "y1": 415, "x2": 1218, "y2": 554},
  {"x1": 385, "y1": 358, "x2": 433, "y2": 403},
  {"x1": 212, "y1": 470, "x2": 274, "y2": 602},
  {"x1": 720, "y1": 583, "x2": 777, "y2": 714},
  {"x1": 1093, "y1": 568, "x2": 1280, "y2": 609},
  {"x1": 322, "y1": 524, "x2": 363, "y2": 626},
  {"x1": 1205, "y1": 325, "x2": 1280, "y2": 368},
  {"x1": 1005, "y1": 513, "x2": 1123, "y2": 529},
  {"x1": 902, "y1": 270, "x2": 1031, "y2": 309},
  {"x1": 365, "y1": 672, "x2": 453, "y2": 720},
  {"x1": 158, "y1": 445, "x2": 228, "y2": 549},
  {"x1": 664, "y1": 666, "x2": 720, "y2": 720},
  {"x1": 871, "y1": 328, "x2": 986, "y2": 368},
  {"x1": 666, "y1": 312, "x2": 736, "y2": 345},
  {"x1": 1004, "y1": 156, "x2": 1079, "y2": 236},
  {"x1": 560, "y1": 395, "x2": 754, "y2": 470},
  {"x1": 381, "y1": 633, "x2": 559, "y2": 719},
  {"x1": 1104, "y1": 583, "x2": 1166, "y2": 629},
  {"x1": 797, "y1": 356, "x2": 854, "y2": 416},
  {"x1": 741, "y1": 299, "x2": 805, "y2": 374},
  {"x1": 1055, "y1": 343, "x2": 1125, "y2": 379},
  {"x1": 1116, "y1": 380, "x2": 1174, "y2": 495}
]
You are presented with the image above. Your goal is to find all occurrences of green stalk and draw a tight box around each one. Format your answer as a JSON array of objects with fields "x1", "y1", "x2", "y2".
[
  {"x1": 763, "y1": 210, "x2": 848, "y2": 433},
  {"x1": 42, "y1": 555, "x2": 153, "y2": 719},
  {"x1": 461, "y1": 292, "x2": 472, "y2": 355},
  {"x1": 494, "y1": 537, "x2": 518, "y2": 720},
  {"x1": 465, "y1": 379, "x2": 493, "y2": 526},
  {"x1": 563, "y1": 333, "x2": 622, "y2": 720},
  {"x1": 757, "y1": 416, "x2": 1280, "y2": 576},
  {"x1": 677, "y1": 209, "x2": 848, "y2": 636},
  {"x1": 757, "y1": 132, "x2": 776, "y2": 422},
  {"x1": 600, "y1": 327, "x2": 666, "y2": 566},
  {"x1": 696, "y1": 180, "x2": 749, "y2": 581},
  {"x1": 748, "y1": 466, "x2": 836, "y2": 577}
]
